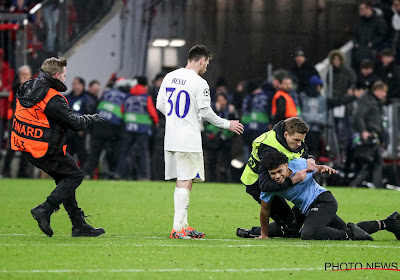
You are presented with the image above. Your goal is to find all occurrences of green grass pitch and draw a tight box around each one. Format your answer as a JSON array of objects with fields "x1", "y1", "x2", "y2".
[{"x1": 1, "y1": 179, "x2": 400, "y2": 279}]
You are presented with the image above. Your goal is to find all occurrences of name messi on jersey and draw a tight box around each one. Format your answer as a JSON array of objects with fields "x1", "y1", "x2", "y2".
[{"x1": 171, "y1": 78, "x2": 186, "y2": 86}]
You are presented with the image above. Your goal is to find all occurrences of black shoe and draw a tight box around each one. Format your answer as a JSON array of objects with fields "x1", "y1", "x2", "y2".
[
  {"x1": 30, "y1": 204, "x2": 54, "y2": 237},
  {"x1": 347, "y1": 223, "x2": 373, "y2": 241},
  {"x1": 72, "y1": 224, "x2": 105, "y2": 237},
  {"x1": 71, "y1": 211, "x2": 105, "y2": 237},
  {"x1": 386, "y1": 212, "x2": 400, "y2": 240},
  {"x1": 236, "y1": 227, "x2": 252, "y2": 238}
]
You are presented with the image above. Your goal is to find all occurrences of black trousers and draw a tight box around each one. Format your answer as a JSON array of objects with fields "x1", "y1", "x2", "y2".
[
  {"x1": 150, "y1": 126, "x2": 165, "y2": 181},
  {"x1": 245, "y1": 181, "x2": 301, "y2": 236},
  {"x1": 301, "y1": 191, "x2": 348, "y2": 240},
  {"x1": 65, "y1": 131, "x2": 87, "y2": 168},
  {"x1": 23, "y1": 151, "x2": 83, "y2": 218},
  {"x1": 85, "y1": 124, "x2": 122, "y2": 177}
]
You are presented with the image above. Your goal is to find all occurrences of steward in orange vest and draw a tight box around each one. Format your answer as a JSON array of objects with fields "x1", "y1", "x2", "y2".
[
  {"x1": 271, "y1": 90, "x2": 298, "y2": 125},
  {"x1": 14, "y1": 57, "x2": 105, "y2": 238}
]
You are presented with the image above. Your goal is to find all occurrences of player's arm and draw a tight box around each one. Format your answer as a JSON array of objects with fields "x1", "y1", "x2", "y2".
[
  {"x1": 256, "y1": 200, "x2": 271, "y2": 239},
  {"x1": 315, "y1": 165, "x2": 337, "y2": 175},
  {"x1": 197, "y1": 81, "x2": 244, "y2": 135},
  {"x1": 199, "y1": 106, "x2": 244, "y2": 135}
]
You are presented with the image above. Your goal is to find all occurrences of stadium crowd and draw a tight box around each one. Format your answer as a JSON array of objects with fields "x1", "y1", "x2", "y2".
[{"x1": 0, "y1": 0, "x2": 399, "y2": 188}]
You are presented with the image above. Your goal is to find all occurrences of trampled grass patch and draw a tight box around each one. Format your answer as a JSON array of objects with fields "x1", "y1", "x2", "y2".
[{"x1": 0, "y1": 179, "x2": 399, "y2": 279}]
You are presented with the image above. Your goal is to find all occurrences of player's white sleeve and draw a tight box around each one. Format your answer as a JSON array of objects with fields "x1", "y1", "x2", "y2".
[
  {"x1": 156, "y1": 84, "x2": 166, "y2": 116},
  {"x1": 196, "y1": 81, "x2": 211, "y2": 109},
  {"x1": 199, "y1": 106, "x2": 230, "y2": 129}
]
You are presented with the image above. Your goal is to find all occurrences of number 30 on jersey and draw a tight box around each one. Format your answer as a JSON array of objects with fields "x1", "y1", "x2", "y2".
[{"x1": 166, "y1": 87, "x2": 190, "y2": 118}]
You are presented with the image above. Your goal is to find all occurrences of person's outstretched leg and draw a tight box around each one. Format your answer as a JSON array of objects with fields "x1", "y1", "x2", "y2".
[
  {"x1": 301, "y1": 192, "x2": 372, "y2": 241},
  {"x1": 357, "y1": 212, "x2": 400, "y2": 239}
]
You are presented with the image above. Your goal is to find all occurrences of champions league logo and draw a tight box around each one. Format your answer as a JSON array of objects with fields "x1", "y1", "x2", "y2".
[{"x1": 203, "y1": 88, "x2": 210, "y2": 96}]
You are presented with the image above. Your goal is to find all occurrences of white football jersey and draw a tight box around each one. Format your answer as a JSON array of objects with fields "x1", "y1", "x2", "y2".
[{"x1": 157, "y1": 68, "x2": 211, "y2": 152}]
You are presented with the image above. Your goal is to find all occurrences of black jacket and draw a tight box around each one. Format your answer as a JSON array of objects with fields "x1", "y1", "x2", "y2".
[
  {"x1": 291, "y1": 62, "x2": 319, "y2": 93},
  {"x1": 257, "y1": 120, "x2": 312, "y2": 192},
  {"x1": 354, "y1": 91, "x2": 384, "y2": 138},
  {"x1": 353, "y1": 12, "x2": 387, "y2": 50},
  {"x1": 16, "y1": 70, "x2": 95, "y2": 154},
  {"x1": 376, "y1": 61, "x2": 400, "y2": 101},
  {"x1": 356, "y1": 72, "x2": 379, "y2": 91}
]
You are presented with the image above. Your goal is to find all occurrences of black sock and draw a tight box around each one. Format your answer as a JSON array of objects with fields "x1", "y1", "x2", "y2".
[{"x1": 357, "y1": 221, "x2": 380, "y2": 234}]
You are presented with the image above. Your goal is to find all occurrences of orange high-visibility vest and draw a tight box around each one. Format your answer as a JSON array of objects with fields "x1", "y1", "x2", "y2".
[
  {"x1": 11, "y1": 88, "x2": 68, "y2": 158},
  {"x1": 271, "y1": 90, "x2": 298, "y2": 118}
]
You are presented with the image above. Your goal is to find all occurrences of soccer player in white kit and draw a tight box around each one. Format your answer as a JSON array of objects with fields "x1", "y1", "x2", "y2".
[{"x1": 156, "y1": 45, "x2": 244, "y2": 239}]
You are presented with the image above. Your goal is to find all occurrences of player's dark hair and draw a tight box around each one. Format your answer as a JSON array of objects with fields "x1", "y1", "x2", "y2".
[
  {"x1": 261, "y1": 150, "x2": 289, "y2": 171},
  {"x1": 284, "y1": 117, "x2": 309, "y2": 135},
  {"x1": 188, "y1": 45, "x2": 212, "y2": 62}
]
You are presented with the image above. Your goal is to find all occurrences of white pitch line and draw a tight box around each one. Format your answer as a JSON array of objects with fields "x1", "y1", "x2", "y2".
[
  {"x1": 1, "y1": 267, "x2": 325, "y2": 273},
  {"x1": 0, "y1": 243, "x2": 399, "y2": 249}
]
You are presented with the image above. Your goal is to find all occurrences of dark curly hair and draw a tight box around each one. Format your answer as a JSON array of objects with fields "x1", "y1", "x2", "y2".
[{"x1": 261, "y1": 149, "x2": 289, "y2": 171}]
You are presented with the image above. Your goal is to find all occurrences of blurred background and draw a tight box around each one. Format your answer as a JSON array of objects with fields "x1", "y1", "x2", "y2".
[{"x1": 0, "y1": 0, "x2": 399, "y2": 189}]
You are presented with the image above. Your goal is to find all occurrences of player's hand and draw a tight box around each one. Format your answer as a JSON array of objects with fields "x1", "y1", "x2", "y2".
[
  {"x1": 291, "y1": 169, "x2": 307, "y2": 184},
  {"x1": 306, "y1": 158, "x2": 317, "y2": 172},
  {"x1": 91, "y1": 113, "x2": 105, "y2": 125},
  {"x1": 229, "y1": 120, "x2": 244, "y2": 135},
  {"x1": 256, "y1": 235, "x2": 268, "y2": 239},
  {"x1": 319, "y1": 165, "x2": 337, "y2": 175}
]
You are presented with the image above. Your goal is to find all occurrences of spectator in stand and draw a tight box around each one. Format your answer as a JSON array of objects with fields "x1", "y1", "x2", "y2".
[
  {"x1": 10, "y1": 0, "x2": 29, "y2": 13},
  {"x1": 148, "y1": 72, "x2": 165, "y2": 106},
  {"x1": 0, "y1": 49, "x2": 14, "y2": 149},
  {"x1": 327, "y1": 50, "x2": 357, "y2": 100},
  {"x1": 376, "y1": 48, "x2": 400, "y2": 102},
  {"x1": 43, "y1": 1, "x2": 59, "y2": 53},
  {"x1": 232, "y1": 80, "x2": 248, "y2": 117},
  {"x1": 85, "y1": 78, "x2": 132, "y2": 179},
  {"x1": 203, "y1": 92, "x2": 238, "y2": 182},
  {"x1": 300, "y1": 76, "x2": 362, "y2": 159},
  {"x1": 357, "y1": 59, "x2": 379, "y2": 90},
  {"x1": 352, "y1": 1, "x2": 387, "y2": 68},
  {"x1": 351, "y1": 81, "x2": 387, "y2": 188},
  {"x1": 65, "y1": 77, "x2": 88, "y2": 167},
  {"x1": 116, "y1": 76, "x2": 159, "y2": 180},
  {"x1": 85, "y1": 80, "x2": 100, "y2": 114},
  {"x1": 148, "y1": 72, "x2": 166, "y2": 181},
  {"x1": 290, "y1": 48, "x2": 319, "y2": 93},
  {"x1": 326, "y1": 49, "x2": 356, "y2": 160},
  {"x1": 271, "y1": 76, "x2": 298, "y2": 126},
  {"x1": 84, "y1": 78, "x2": 130, "y2": 179},
  {"x1": 212, "y1": 77, "x2": 232, "y2": 103},
  {"x1": 241, "y1": 80, "x2": 272, "y2": 153},
  {"x1": 1, "y1": 65, "x2": 31, "y2": 178},
  {"x1": 392, "y1": 0, "x2": 400, "y2": 62}
]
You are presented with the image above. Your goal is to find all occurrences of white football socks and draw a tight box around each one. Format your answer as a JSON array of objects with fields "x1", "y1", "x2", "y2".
[{"x1": 173, "y1": 187, "x2": 190, "y2": 232}]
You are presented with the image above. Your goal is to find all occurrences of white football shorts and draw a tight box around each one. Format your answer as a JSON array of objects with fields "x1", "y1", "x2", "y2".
[{"x1": 164, "y1": 151, "x2": 205, "y2": 182}]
